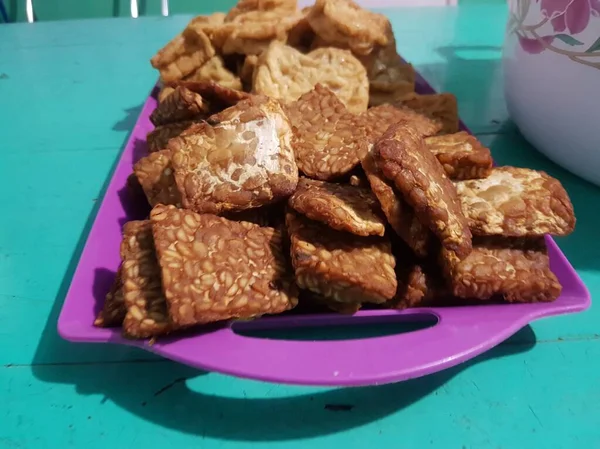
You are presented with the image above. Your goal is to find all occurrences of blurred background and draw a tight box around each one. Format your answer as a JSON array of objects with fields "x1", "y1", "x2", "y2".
[{"x1": 1, "y1": 0, "x2": 503, "y2": 23}]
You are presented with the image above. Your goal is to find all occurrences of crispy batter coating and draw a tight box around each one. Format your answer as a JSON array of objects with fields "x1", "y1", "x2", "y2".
[
  {"x1": 441, "y1": 237, "x2": 562, "y2": 302},
  {"x1": 120, "y1": 221, "x2": 172, "y2": 339},
  {"x1": 253, "y1": 42, "x2": 369, "y2": 113},
  {"x1": 361, "y1": 151, "x2": 431, "y2": 257},
  {"x1": 361, "y1": 104, "x2": 443, "y2": 147},
  {"x1": 307, "y1": 0, "x2": 389, "y2": 55},
  {"x1": 93, "y1": 267, "x2": 126, "y2": 328},
  {"x1": 183, "y1": 55, "x2": 243, "y2": 90},
  {"x1": 374, "y1": 123, "x2": 472, "y2": 258},
  {"x1": 286, "y1": 210, "x2": 397, "y2": 305},
  {"x1": 169, "y1": 96, "x2": 298, "y2": 214},
  {"x1": 151, "y1": 205, "x2": 298, "y2": 327},
  {"x1": 133, "y1": 150, "x2": 182, "y2": 208},
  {"x1": 147, "y1": 121, "x2": 197, "y2": 154},
  {"x1": 150, "y1": 15, "x2": 221, "y2": 82},
  {"x1": 395, "y1": 92, "x2": 459, "y2": 135},
  {"x1": 425, "y1": 131, "x2": 493, "y2": 180},
  {"x1": 164, "y1": 80, "x2": 250, "y2": 112},
  {"x1": 225, "y1": 0, "x2": 298, "y2": 21},
  {"x1": 288, "y1": 178, "x2": 386, "y2": 236},
  {"x1": 149, "y1": 86, "x2": 209, "y2": 126},
  {"x1": 455, "y1": 167, "x2": 576, "y2": 237},
  {"x1": 285, "y1": 85, "x2": 369, "y2": 180}
]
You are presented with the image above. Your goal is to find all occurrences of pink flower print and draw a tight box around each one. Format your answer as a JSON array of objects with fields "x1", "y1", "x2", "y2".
[
  {"x1": 518, "y1": 34, "x2": 555, "y2": 53},
  {"x1": 540, "y1": 0, "x2": 600, "y2": 34}
]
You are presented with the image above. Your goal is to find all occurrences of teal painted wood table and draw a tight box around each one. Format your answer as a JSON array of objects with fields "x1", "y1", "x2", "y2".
[{"x1": 1, "y1": 4, "x2": 600, "y2": 448}]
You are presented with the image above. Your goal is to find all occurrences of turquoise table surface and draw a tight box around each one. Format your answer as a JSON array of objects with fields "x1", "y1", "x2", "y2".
[{"x1": 2, "y1": 4, "x2": 600, "y2": 448}]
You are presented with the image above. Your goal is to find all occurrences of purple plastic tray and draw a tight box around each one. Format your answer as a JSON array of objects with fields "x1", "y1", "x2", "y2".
[{"x1": 58, "y1": 72, "x2": 591, "y2": 387}]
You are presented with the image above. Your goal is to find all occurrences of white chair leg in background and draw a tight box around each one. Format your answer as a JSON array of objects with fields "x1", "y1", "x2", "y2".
[{"x1": 26, "y1": 0, "x2": 34, "y2": 22}]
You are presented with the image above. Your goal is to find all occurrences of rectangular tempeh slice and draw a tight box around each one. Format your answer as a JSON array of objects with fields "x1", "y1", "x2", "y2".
[
  {"x1": 361, "y1": 151, "x2": 431, "y2": 257},
  {"x1": 286, "y1": 210, "x2": 397, "y2": 306},
  {"x1": 149, "y1": 86, "x2": 210, "y2": 126},
  {"x1": 93, "y1": 266, "x2": 126, "y2": 328},
  {"x1": 147, "y1": 121, "x2": 197, "y2": 153},
  {"x1": 441, "y1": 236, "x2": 562, "y2": 302},
  {"x1": 133, "y1": 150, "x2": 182, "y2": 208},
  {"x1": 424, "y1": 131, "x2": 493, "y2": 180},
  {"x1": 120, "y1": 220, "x2": 173, "y2": 339},
  {"x1": 455, "y1": 167, "x2": 576, "y2": 237},
  {"x1": 395, "y1": 92, "x2": 459, "y2": 134},
  {"x1": 151, "y1": 204, "x2": 298, "y2": 327}
]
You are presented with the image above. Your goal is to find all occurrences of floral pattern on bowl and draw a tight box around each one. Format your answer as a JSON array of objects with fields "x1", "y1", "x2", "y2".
[{"x1": 508, "y1": 0, "x2": 600, "y2": 70}]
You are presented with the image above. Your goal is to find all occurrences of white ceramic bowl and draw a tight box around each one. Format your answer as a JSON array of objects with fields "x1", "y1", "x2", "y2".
[{"x1": 503, "y1": 0, "x2": 600, "y2": 185}]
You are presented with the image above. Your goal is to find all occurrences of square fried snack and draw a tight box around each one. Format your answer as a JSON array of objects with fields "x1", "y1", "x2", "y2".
[
  {"x1": 286, "y1": 210, "x2": 397, "y2": 305},
  {"x1": 120, "y1": 220, "x2": 172, "y2": 339},
  {"x1": 288, "y1": 177, "x2": 386, "y2": 236},
  {"x1": 285, "y1": 84, "x2": 369, "y2": 180},
  {"x1": 94, "y1": 267, "x2": 126, "y2": 328},
  {"x1": 307, "y1": 0, "x2": 389, "y2": 56},
  {"x1": 183, "y1": 55, "x2": 243, "y2": 91},
  {"x1": 441, "y1": 237, "x2": 562, "y2": 303},
  {"x1": 361, "y1": 104, "x2": 443, "y2": 146},
  {"x1": 165, "y1": 80, "x2": 251, "y2": 112},
  {"x1": 361, "y1": 151, "x2": 431, "y2": 257},
  {"x1": 252, "y1": 42, "x2": 369, "y2": 113},
  {"x1": 150, "y1": 15, "x2": 220, "y2": 82},
  {"x1": 374, "y1": 123, "x2": 472, "y2": 258},
  {"x1": 424, "y1": 131, "x2": 493, "y2": 180},
  {"x1": 151, "y1": 205, "x2": 299, "y2": 327},
  {"x1": 149, "y1": 86, "x2": 209, "y2": 126},
  {"x1": 169, "y1": 96, "x2": 298, "y2": 214},
  {"x1": 133, "y1": 150, "x2": 182, "y2": 208},
  {"x1": 396, "y1": 92, "x2": 459, "y2": 135},
  {"x1": 454, "y1": 167, "x2": 576, "y2": 237},
  {"x1": 146, "y1": 121, "x2": 197, "y2": 153}
]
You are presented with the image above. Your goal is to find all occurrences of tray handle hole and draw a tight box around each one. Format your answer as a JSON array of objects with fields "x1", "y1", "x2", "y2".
[{"x1": 231, "y1": 312, "x2": 438, "y2": 342}]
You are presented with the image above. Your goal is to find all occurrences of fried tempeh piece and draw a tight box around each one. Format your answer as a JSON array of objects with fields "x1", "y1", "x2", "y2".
[
  {"x1": 147, "y1": 121, "x2": 197, "y2": 153},
  {"x1": 307, "y1": 0, "x2": 389, "y2": 56},
  {"x1": 286, "y1": 210, "x2": 397, "y2": 306},
  {"x1": 288, "y1": 177, "x2": 386, "y2": 236},
  {"x1": 374, "y1": 123, "x2": 472, "y2": 258},
  {"x1": 361, "y1": 104, "x2": 443, "y2": 147},
  {"x1": 150, "y1": 15, "x2": 220, "y2": 82},
  {"x1": 120, "y1": 220, "x2": 172, "y2": 339},
  {"x1": 183, "y1": 55, "x2": 243, "y2": 91},
  {"x1": 425, "y1": 131, "x2": 493, "y2": 180},
  {"x1": 169, "y1": 96, "x2": 298, "y2": 214},
  {"x1": 93, "y1": 267, "x2": 126, "y2": 328},
  {"x1": 392, "y1": 262, "x2": 450, "y2": 309},
  {"x1": 455, "y1": 167, "x2": 576, "y2": 237},
  {"x1": 149, "y1": 86, "x2": 210, "y2": 126},
  {"x1": 285, "y1": 84, "x2": 369, "y2": 180},
  {"x1": 133, "y1": 150, "x2": 182, "y2": 207},
  {"x1": 165, "y1": 80, "x2": 251, "y2": 112},
  {"x1": 151, "y1": 205, "x2": 298, "y2": 327},
  {"x1": 441, "y1": 237, "x2": 562, "y2": 303},
  {"x1": 361, "y1": 151, "x2": 431, "y2": 257},
  {"x1": 395, "y1": 92, "x2": 459, "y2": 135}
]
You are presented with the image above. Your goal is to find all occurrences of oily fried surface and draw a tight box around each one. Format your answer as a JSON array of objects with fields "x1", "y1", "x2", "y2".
[
  {"x1": 286, "y1": 210, "x2": 397, "y2": 306},
  {"x1": 183, "y1": 55, "x2": 243, "y2": 90},
  {"x1": 252, "y1": 42, "x2": 368, "y2": 113},
  {"x1": 147, "y1": 121, "x2": 197, "y2": 154},
  {"x1": 307, "y1": 0, "x2": 389, "y2": 56},
  {"x1": 288, "y1": 177, "x2": 386, "y2": 236},
  {"x1": 361, "y1": 151, "x2": 431, "y2": 257},
  {"x1": 169, "y1": 96, "x2": 298, "y2": 214},
  {"x1": 395, "y1": 92, "x2": 459, "y2": 135},
  {"x1": 425, "y1": 131, "x2": 493, "y2": 180},
  {"x1": 151, "y1": 205, "x2": 298, "y2": 327},
  {"x1": 441, "y1": 237, "x2": 562, "y2": 303},
  {"x1": 374, "y1": 123, "x2": 472, "y2": 258},
  {"x1": 133, "y1": 150, "x2": 182, "y2": 208},
  {"x1": 455, "y1": 167, "x2": 576, "y2": 237},
  {"x1": 93, "y1": 267, "x2": 126, "y2": 328},
  {"x1": 285, "y1": 85, "x2": 368, "y2": 180},
  {"x1": 120, "y1": 220, "x2": 172, "y2": 339},
  {"x1": 149, "y1": 86, "x2": 210, "y2": 126}
]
